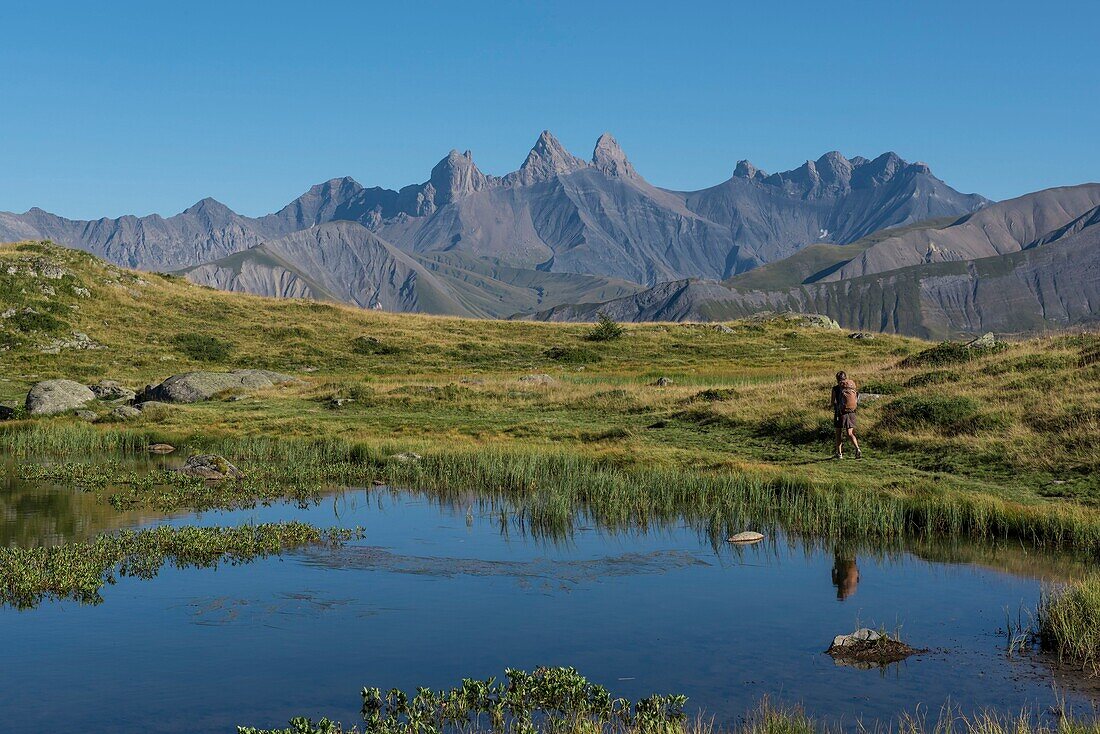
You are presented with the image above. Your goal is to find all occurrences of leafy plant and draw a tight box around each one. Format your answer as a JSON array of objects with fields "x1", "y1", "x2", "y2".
[
  {"x1": 584, "y1": 313, "x2": 624, "y2": 342},
  {"x1": 241, "y1": 667, "x2": 687, "y2": 734},
  {"x1": 544, "y1": 346, "x2": 601, "y2": 364}
]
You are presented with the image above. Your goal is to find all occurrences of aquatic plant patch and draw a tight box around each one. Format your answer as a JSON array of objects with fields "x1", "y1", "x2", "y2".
[{"x1": 0, "y1": 522, "x2": 361, "y2": 609}]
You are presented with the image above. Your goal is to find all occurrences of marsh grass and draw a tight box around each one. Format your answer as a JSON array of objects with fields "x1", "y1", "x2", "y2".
[
  {"x1": 0, "y1": 522, "x2": 361, "y2": 608},
  {"x1": 1038, "y1": 575, "x2": 1100, "y2": 675}
]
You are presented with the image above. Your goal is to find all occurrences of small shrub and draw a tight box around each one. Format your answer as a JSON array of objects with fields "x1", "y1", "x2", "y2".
[
  {"x1": 905, "y1": 370, "x2": 960, "y2": 388},
  {"x1": 692, "y1": 388, "x2": 738, "y2": 402},
  {"x1": 351, "y1": 336, "x2": 400, "y2": 356},
  {"x1": 544, "y1": 346, "x2": 601, "y2": 364},
  {"x1": 172, "y1": 332, "x2": 233, "y2": 362},
  {"x1": 8, "y1": 309, "x2": 67, "y2": 334},
  {"x1": 900, "y1": 340, "x2": 1005, "y2": 368},
  {"x1": 879, "y1": 395, "x2": 993, "y2": 435},
  {"x1": 584, "y1": 312, "x2": 624, "y2": 342}
]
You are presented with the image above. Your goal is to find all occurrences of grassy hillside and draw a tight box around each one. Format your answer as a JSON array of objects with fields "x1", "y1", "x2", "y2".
[{"x1": 2, "y1": 240, "x2": 1099, "y2": 541}]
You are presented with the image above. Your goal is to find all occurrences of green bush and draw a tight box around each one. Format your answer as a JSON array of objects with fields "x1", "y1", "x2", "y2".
[
  {"x1": 7, "y1": 309, "x2": 67, "y2": 334},
  {"x1": 584, "y1": 312, "x2": 625, "y2": 342},
  {"x1": 860, "y1": 380, "x2": 903, "y2": 395},
  {"x1": 900, "y1": 340, "x2": 1005, "y2": 368},
  {"x1": 879, "y1": 395, "x2": 997, "y2": 435},
  {"x1": 172, "y1": 332, "x2": 233, "y2": 362},
  {"x1": 692, "y1": 388, "x2": 738, "y2": 402},
  {"x1": 544, "y1": 346, "x2": 601, "y2": 364},
  {"x1": 351, "y1": 335, "x2": 400, "y2": 356}
]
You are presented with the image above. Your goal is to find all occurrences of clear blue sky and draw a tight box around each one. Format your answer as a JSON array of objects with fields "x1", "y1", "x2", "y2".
[{"x1": 2, "y1": 0, "x2": 1096, "y2": 219}]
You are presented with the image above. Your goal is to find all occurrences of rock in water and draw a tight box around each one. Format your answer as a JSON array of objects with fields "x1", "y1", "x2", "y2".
[
  {"x1": 25, "y1": 379, "x2": 96, "y2": 416},
  {"x1": 830, "y1": 628, "x2": 882, "y2": 648},
  {"x1": 173, "y1": 454, "x2": 244, "y2": 480},
  {"x1": 147, "y1": 443, "x2": 176, "y2": 454},
  {"x1": 136, "y1": 370, "x2": 299, "y2": 404},
  {"x1": 727, "y1": 531, "x2": 765, "y2": 544}
]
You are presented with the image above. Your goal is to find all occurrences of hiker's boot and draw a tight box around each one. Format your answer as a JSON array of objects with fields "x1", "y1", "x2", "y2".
[
  {"x1": 854, "y1": 448, "x2": 863, "y2": 459},
  {"x1": 831, "y1": 452, "x2": 844, "y2": 460}
]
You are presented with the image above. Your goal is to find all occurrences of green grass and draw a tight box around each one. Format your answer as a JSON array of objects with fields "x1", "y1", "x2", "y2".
[
  {"x1": 1038, "y1": 575, "x2": 1100, "y2": 674},
  {"x1": 0, "y1": 522, "x2": 360, "y2": 608},
  {"x1": 2, "y1": 240, "x2": 1099, "y2": 541}
]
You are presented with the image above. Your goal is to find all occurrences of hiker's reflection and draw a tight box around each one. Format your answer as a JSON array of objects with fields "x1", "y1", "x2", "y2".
[{"x1": 831, "y1": 553, "x2": 860, "y2": 601}]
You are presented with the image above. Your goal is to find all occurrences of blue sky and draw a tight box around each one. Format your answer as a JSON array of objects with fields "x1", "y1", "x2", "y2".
[{"x1": 1, "y1": 0, "x2": 1096, "y2": 219}]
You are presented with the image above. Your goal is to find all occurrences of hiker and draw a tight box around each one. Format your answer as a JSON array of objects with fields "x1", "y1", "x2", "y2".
[
  {"x1": 830, "y1": 371, "x2": 862, "y2": 459},
  {"x1": 831, "y1": 551, "x2": 860, "y2": 601}
]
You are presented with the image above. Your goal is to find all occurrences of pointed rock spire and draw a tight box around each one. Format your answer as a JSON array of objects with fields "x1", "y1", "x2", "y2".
[
  {"x1": 592, "y1": 133, "x2": 636, "y2": 178},
  {"x1": 429, "y1": 149, "x2": 493, "y2": 205},
  {"x1": 733, "y1": 160, "x2": 758, "y2": 179},
  {"x1": 506, "y1": 130, "x2": 589, "y2": 185}
]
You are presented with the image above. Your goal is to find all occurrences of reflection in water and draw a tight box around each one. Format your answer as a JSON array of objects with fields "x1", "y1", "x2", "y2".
[{"x1": 831, "y1": 552, "x2": 860, "y2": 601}]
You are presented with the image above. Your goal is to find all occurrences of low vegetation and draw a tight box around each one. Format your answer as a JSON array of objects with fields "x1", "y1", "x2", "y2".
[
  {"x1": 1038, "y1": 575, "x2": 1100, "y2": 675},
  {"x1": 0, "y1": 522, "x2": 360, "y2": 608},
  {"x1": 236, "y1": 670, "x2": 1095, "y2": 734}
]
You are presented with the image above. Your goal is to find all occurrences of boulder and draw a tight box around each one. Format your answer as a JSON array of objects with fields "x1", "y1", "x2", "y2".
[
  {"x1": 75, "y1": 410, "x2": 97, "y2": 421},
  {"x1": 110, "y1": 405, "x2": 141, "y2": 420},
  {"x1": 518, "y1": 374, "x2": 555, "y2": 385},
  {"x1": 390, "y1": 452, "x2": 422, "y2": 463},
  {"x1": 967, "y1": 332, "x2": 997, "y2": 349},
  {"x1": 654, "y1": 377, "x2": 674, "y2": 387},
  {"x1": 135, "y1": 369, "x2": 298, "y2": 404},
  {"x1": 0, "y1": 404, "x2": 15, "y2": 421},
  {"x1": 712, "y1": 324, "x2": 735, "y2": 334},
  {"x1": 173, "y1": 454, "x2": 244, "y2": 480},
  {"x1": 25, "y1": 379, "x2": 96, "y2": 416},
  {"x1": 848, "y1": 332, "x2": 876, "y2": 340},
  {"x1": 88, "y1": 380, "x2": 137, "y2": 402},
  {"x1": 830, "y1": 628, "x2": 882, "y2": 649},
  {"x1": 147, "y1": 443, "x2": 176, "y2": 454},
  {"x1": 727, "y1": 531, "x2": 765, "y2": 544}
]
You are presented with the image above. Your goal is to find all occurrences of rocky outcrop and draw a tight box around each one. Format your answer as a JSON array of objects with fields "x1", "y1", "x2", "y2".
[
  {"x1": 173, "y1": 454, "x2": 244, "y2": 480},
  {"x1": 24, "y1": 379, "x2": 96, "y2": 416},
  {"x1": 136, "y1": 370, "x2": 298, "y2": 404}
]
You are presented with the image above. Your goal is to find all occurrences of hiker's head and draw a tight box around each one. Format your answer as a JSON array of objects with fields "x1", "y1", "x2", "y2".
[{"x1": 836, "y1": 371, "x2": 847, "y2": 383}]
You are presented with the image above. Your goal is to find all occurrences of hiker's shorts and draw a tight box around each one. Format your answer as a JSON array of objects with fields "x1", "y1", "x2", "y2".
[{"x1": 835, "y1": 411, "x2": 857, "y2": 431}]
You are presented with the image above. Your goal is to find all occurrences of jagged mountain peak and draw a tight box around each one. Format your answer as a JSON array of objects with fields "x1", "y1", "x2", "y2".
[
  {"x1": 591, "y1": 133, "x2": 636, "y2": 178},
  {"x1": 183, "y1": 197, "x2": 232, "y2": 216},
  {"x1": 733, "y1": 160, "x2": 766, "y2": 179},
  {"x1": 506, "y1": 130, "x2": 589, "y2": 185},
  {"x1": 428, "y1": 148, "x2": 494, "y2": 206}
]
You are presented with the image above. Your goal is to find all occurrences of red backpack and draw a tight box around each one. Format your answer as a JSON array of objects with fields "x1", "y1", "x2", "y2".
[{"x1": 839, "y1": 379, "x2": 859, "y2": 412}]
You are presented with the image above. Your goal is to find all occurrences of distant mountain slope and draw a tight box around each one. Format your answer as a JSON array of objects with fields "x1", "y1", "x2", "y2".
[
  {"x1": 532, "y1": 185, "x2": 1100, "y2": 338},
  {"x1": 0, "y1": 131, "x2": 986, "y2": 288},
  {"x1": 825, "y1": 184, "x2": 1100, "y2": 281},
  {"x1": 181, "y1": 221, "x2": 645, "y2": 318},
  {"x1": 182, "y1": 222, "x2": 469, "y2": 315}
]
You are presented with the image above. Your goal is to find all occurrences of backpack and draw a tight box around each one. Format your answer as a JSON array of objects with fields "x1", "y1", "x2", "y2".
[{"x1": 839, "y1": 379, "x2": 859, "y2": 412}]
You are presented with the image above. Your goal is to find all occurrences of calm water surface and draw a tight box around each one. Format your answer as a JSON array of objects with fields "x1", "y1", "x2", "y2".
[{"x1": 1, "y1": 461, "x2": 1098, "y2": 732}]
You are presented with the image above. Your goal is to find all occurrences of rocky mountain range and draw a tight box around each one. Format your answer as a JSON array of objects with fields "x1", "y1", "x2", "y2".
[
  {"x1": 533, "y1": 185, "x2": 1100, "y2": 338},
  {"x1": 5, "y1": 130, "x2": 1096, "y2": 335}
]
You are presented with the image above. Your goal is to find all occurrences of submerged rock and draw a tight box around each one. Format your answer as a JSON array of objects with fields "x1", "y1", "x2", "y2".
[
  {"x1": 25, "y1": 379, "x2": 96, "y2": 416},
  {"x1": 173, "y1": 454, "x2": 244, "y2": 480},
  {"x1": 727, "y1": 531, "x2": 765, "y2": 544},
  {"x1": 136, "y1": 369, "x2": 299, "y2": 404}
]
